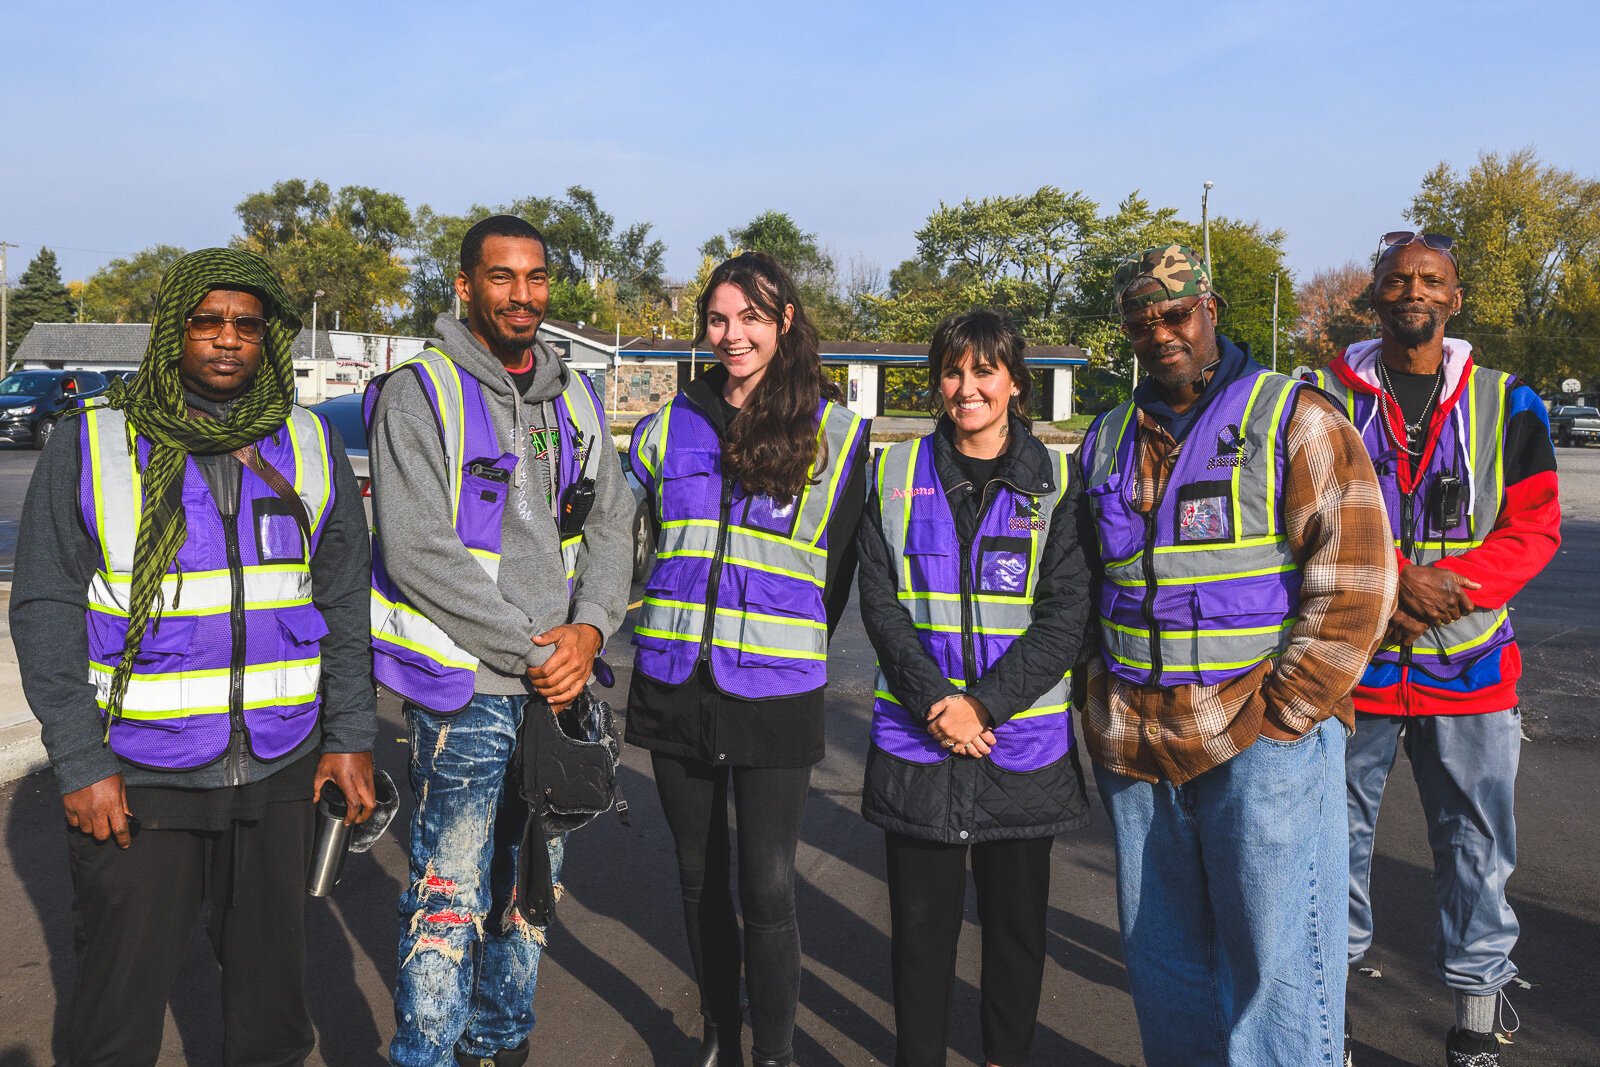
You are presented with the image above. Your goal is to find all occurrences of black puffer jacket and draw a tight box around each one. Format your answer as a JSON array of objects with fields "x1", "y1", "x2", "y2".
[{"x1": 857, "y1": 417, "x2": 1094, "y2": 844}]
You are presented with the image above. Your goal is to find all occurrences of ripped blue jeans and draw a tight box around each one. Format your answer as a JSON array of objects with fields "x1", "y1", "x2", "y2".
[{"x1": 391, "y1": 694, "x2": 567, "y2": 1067}]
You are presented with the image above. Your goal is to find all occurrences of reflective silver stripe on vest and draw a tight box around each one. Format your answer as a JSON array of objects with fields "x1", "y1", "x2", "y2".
[
  {"x1": 635, "y1": 399, "x2": 862, "y2": 662},
  {"x1": 86, "y1": 407, "x2": 332, "y2": 575},
  {"x1": 1320, "y1": 364, "x2": 1511, "y2": 658},
  {"x1": 1086, "y1": 373, "x2": 1301, "y2": 676},
  {"x1": 871, "y1": 438, "x2": 1072, "y2": 718},
  {"x1": 368, "y1": 350, "x2": 496, "y2": 673},
  {"x1": 368, "y1": 349, "x2": 607, "y2": 668},
  {"x1": 83, "y1": 407, "x2": 329, "y2": 718}
]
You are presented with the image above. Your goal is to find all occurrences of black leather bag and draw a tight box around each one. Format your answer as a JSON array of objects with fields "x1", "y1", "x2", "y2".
[{"x1": 515, "y1": 686, "x2": 626, "y2": 926}]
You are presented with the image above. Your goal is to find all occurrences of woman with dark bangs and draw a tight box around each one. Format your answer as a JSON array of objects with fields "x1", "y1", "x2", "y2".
[
  {"x1": 626, "y1": 252, "x2": 869, "y2": 1067},
  {"x1": 856, "y1": 309, "x2": 1092, "y2": 1067}
]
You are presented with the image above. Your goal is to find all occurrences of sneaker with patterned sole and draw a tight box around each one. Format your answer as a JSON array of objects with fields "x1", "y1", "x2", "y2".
[{"x1": 1445, "y1": 1026, "x2": 1500, "y2": 1066}]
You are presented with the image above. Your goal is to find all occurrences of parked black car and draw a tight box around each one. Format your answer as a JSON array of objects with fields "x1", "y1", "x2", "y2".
[{"x1": 0, "y1": 370, "x2": 110, "y2": 449}]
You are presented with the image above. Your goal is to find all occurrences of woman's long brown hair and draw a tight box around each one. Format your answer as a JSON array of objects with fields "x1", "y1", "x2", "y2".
[{"x1": 695, "y1": 252, "x2": 841, "y2": 502}]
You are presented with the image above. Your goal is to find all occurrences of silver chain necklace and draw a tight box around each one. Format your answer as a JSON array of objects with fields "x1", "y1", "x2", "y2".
[{"x1": 1376, "y1": 359, "x2": 1443, "y2": 457}]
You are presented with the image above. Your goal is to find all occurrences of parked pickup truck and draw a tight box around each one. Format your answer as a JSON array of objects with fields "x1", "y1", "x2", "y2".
[{"x1": 1550, "y1": 405, "x2": 1600, "y2": 447}]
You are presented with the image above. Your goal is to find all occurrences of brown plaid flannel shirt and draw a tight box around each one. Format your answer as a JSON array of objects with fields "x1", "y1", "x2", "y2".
[{"x1": 1083, "y1": 390, "x2": 1397, "y2": 785}]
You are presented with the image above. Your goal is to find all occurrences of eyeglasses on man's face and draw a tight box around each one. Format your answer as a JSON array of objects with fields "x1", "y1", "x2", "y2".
[
  {"x1": 1120, "y1": 296, "x2": 1209, "y2": 339},
  {"x1": 186, "y1": 314, "x2": 269, "y2": 343}
]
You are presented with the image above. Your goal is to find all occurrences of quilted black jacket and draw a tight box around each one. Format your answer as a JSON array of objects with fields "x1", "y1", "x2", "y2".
[{"x1": 856, "y1": 417, "x2": 1094, "y2": 844}]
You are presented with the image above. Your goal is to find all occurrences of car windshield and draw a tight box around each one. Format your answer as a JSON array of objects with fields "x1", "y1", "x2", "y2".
[
  {"x1": 0, "y1": 373, "x2": 59, "y2": 397},
  {"x1": 313, "y1": 395, "x2": 368, "y2": 454},
  {"x1": 1570, "y1": 407, "x2": 1600, "y2": 417}
]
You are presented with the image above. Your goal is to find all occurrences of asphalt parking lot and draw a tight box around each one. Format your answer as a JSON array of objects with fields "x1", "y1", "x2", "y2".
[{"x1": 0, "y1": 440, "x2": 1595, "y2": 1065}]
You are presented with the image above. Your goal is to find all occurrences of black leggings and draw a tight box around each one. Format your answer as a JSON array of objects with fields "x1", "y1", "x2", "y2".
[
  {"x1": 651, "y1": 752, "x2": 812, "y2": 1063},
  {"x1": 885, "y1": 831, "x2": 1055, "y2": 1067}
]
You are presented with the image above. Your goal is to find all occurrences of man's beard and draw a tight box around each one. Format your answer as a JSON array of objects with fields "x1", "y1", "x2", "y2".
[
  {"x1": 483, "y1": 306, "x2": 542, "y2": 351},
  {"x1": 1382, "y1": 303, "x2": 1446, "y2": 347}
]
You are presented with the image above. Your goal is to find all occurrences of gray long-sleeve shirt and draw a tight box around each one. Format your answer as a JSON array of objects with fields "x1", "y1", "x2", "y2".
[
  {"x1": 368, "y1": 315, "x2": 633, "y2": 696},
  {"x1": 11, "y1": 399, "x2": 377, "y2": 796}
]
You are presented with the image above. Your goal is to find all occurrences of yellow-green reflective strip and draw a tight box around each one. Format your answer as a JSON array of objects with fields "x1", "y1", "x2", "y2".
[
  {"x1": 1108, "y1": 402, "x2": 1137, "y2": 476},
  {"x1": 811, "y1": 406, "x2": 861, "y2": 546},
  {"x1": 1101, "y1": 618, "x2": 1298, "y2": 640},
  {"x1": 371, "y1": 628, "x2": 477, "y2": 669},
  {"x1": 898, "y1": 590, "x2": 1046, "y2": 606},
  {"x1": 416, "y1": 354, "x2": 466, "y2": 527},
  {"x1": 641, "y1": 597, "x2": 827, "y2": 630},
  {"x1": 96, "y1": 563, "x2": 311, "y2": 585},
  {"x1": 102, "y1": 690, "x2": 320, "y2": 720},
  {"x1": 635, "y1": 627, "x2": 827, "y2": 661},
  {"x1": 1108, "y1": 650, "x2": 1282, "y2": 672},
  {"x1": 912, "y1": 621, "x2": 1026, "y2": 636},
  {"x1": 1265, "y1": 377, "x2": 1294, "y2": 534},
  {"x1": 654, "y1": 551, "x2": 825, "y2": 587},
  {"x1": 727, "y1": 526, "x2": 827, "y2": 557},
  {"x1": 87, "y1": 597, "x2": 314, "y2": 619},
  {"x1": 1009, "y1": 701, "x2": 1070, "y2": 721},
  {"x1": 1106, "y1": 564, "x2": 1298, "y2": 587},
  {"x1": 1393, "y1": 609, "x2": 1511, "y2": 656},
  {"x1": 88, "y1": 656, "x2": 320, "y2": 683}
]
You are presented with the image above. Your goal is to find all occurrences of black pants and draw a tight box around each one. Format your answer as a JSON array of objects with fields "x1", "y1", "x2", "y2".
[
  {"x1": 651, "y1": 752, "x2": 811, "y2": 1064},
  {"x1": 884, "y1": 832, "x2": 1054, "y2": 1067},
  {"x1": 64, "y1": 799, "x2": 315, "y2": 1067}
]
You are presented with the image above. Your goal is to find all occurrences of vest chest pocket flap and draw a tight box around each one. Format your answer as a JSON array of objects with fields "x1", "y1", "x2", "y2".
[
  {"x1": 88, "y1": 613, "x2": 198, "y2": 674},
  {"x1": 659, "y1": 448, "x2": 720, "y2": 520},
  {"x1": 902, "y1": 518, "x2": 956, "y2": 592},
  {"x1": 730, "y1": 567, "x2": 825, "y2": 668}
]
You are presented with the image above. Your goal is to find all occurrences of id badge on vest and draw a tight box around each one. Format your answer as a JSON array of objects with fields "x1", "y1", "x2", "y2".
[
  {"x1": 254, "y1": 497, "x2": 305, "y2": 563},
  {"x1": 1175, "y1": 479, "x2": 1234, "y2": 545}
]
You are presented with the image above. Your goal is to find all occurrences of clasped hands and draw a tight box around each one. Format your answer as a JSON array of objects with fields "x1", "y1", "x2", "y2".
[
  {"x1": 1385, "y1": 563, "x2": 1481, "y2": 646},
  {"x1": 927, "y1": 693, "x2": 996, "y2": 758},
  {"x1": 526, "y1": 623, "x2": 604, "y2": 708}
]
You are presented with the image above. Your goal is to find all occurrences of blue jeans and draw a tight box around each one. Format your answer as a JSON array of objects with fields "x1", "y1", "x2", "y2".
[
  {"x1": 1347, "y1": 709, "x2": 1520, "y2": 993},
  {"x1": 391, "y1": 695, "x2": 567, "y2": 1067},
  {"x1": 1095, "y1": 719, "x2": 1348, "y2": 1066}
]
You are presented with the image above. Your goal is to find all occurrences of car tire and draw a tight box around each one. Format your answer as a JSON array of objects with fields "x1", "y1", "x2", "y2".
[
  {"x1": 32, "y1": 417, "x2": 55, "y2": 451},
  {"x1": 632, "y1": 504, "x2": 656, "y2": 583}
]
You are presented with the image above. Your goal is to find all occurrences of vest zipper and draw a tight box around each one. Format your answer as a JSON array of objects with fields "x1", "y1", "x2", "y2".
[
  {"x1": 699, "y1": 474, "x2": 735, "y2": 662},
  {"x1": 1399, "y1": 490, "x2": 1417, "y2": 672},
  {"x1": 957, "y1": 479, "x2": 999, "y2": 686},
  {"x1": 223, "y1": 516, "x2": 248, "y2": 786},
  {"x1": 1140, "y1": 511, "x2": 1163, "y2": 687}
]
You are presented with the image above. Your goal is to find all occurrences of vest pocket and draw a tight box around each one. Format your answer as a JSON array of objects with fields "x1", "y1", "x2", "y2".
[
  {"x1": 733, "y1": 568, "x2": 823, "y2": 667},
  {"x1": 659, "y1": 449, "x2": 719, "y2": 522},
  {"x1": 275, "y1": 603, "x2": 330, "y2": 655},
  {"x1": 1191, "y1": 577, "x2": 1294, "y2": 629},
  {"x1": 88, "y1": 612, "x2": 198, "y2": 672},
  {"x1": 903, "y1": 518, "x2": 957, "y2": 591}
]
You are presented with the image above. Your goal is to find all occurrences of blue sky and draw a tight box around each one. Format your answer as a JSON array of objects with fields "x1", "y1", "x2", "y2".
[{"x1": 4, "y1": 0, "x2": 1597, "y2": 297}]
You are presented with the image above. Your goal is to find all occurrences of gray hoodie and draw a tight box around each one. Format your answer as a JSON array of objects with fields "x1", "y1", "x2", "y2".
[{"x1": 368, "y1": 314, "x2": 633, "y2": 695}]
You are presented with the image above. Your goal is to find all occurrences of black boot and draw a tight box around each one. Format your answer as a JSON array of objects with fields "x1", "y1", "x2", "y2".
[
  {"x1": 455, "y1": 1039, "x2": 529, "y2": 1067},
  {"x1": 695, "y1": 1020, "x2": 744, "y2": 1067}
]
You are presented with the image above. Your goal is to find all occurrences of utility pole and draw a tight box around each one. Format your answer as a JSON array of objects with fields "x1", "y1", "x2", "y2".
[
  {"x1": 1271, "y1": 271, "x2": 1281, "y2": 372},
  {"x1": 1201, "y1": 181, "x2": 1214, "y2": 283},
  {"x1": 0, "y1": 241, "x2": 18, "y2": 379}
]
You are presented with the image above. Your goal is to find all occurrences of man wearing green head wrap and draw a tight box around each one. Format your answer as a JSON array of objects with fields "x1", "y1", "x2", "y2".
[{"x1": 11, "y1": 247, "x2": 378, "y2": 1065}]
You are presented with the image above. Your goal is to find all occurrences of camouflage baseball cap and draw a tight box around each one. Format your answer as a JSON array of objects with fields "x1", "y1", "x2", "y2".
[{"x1": 1112, "y1": 244, "x2": 1218, "y2": 315}]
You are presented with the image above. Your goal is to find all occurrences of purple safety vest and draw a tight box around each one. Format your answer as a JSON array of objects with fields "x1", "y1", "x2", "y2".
[
  {"x1": 365, "y1": 347, "x2": 607, "y2": 714},
  {"x1": 1080, "y1": 367, "x2": 1305, "y2": 688},
  {"x1": 79, "y1": 407, "x2": 336, "y2": 770},
  {"x1": 867, "y1": 434, "x2": 1077, "y2": 774},
  {"x1": 627, "y1": 393, "x2": 865, "y2": 699}
]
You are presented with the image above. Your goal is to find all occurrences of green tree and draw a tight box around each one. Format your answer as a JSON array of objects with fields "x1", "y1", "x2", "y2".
[
  {"x1": 1180, "y1": 217, "x2": 1298, "y2": 370},
  {"x1": 406, "y1": 187, "x2": 666, "y2": 335},
  {"x1": 7, "y1": 248, "x2": 74, "y2": 355},
  {"x1": 1407, "y1": 149, "x2": 1600, "y2": 390},
  {"x1": 234, "y1": 179, "x2": 413, "y2": 331},
  {"x1": 80, "y1": 244, "x2": 188, "y2": 323}
]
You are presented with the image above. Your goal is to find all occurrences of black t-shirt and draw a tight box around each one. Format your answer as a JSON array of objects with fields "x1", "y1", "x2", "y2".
[{"x1": 1385, "y1": 365, "x2": 1444, "y2": 453}]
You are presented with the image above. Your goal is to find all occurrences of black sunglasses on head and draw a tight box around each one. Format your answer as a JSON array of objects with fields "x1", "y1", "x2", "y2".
[{"x1": 1379, "y1": 231, "x2": 1457, "y2": 261}]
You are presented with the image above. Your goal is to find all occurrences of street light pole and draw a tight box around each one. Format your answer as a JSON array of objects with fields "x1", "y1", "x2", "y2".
[
  {"x1": 0, "y1": 241, "x2": 17, "y2": 378},
  {"x1": 1271, "y1": 271, "x2": 1281, "y2": 372},
  {"x1": 1201, "y1": 181, "x2": 1214, "y2": 282},
  {"x1": 310, "y1": 289, "x2": 324, "y2": 363}
]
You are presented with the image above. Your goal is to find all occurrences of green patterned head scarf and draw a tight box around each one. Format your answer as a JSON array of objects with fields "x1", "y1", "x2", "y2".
[{"x1": 98, "y1": 247, "x2": 301, "y2": 729}]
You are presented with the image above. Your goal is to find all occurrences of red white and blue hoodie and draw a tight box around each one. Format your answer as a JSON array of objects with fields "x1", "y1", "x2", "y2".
[{"x1": 1319, "y1": 339, "x2": 1560, "y2": 716}]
